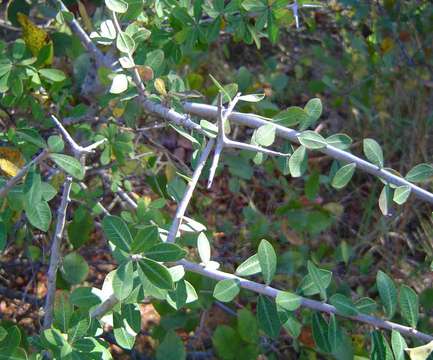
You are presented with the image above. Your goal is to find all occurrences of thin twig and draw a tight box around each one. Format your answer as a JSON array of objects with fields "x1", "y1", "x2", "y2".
[
  {"x1": 42, "y1": 176, "x2": 72, "y2": 329},
  {"x1": 50, "y1": 115, "x2": 106, "y2": 156},
  {"x1": 0, "y1": 149, "x2": 50, "y2": 199},
  {"x1": 166, "y1": 139, "x2": 215, "y2": 243}
]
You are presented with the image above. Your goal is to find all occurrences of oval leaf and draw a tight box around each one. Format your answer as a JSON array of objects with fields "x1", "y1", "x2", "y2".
[
  {"x1": 257, "y1": 239, "x2": 277, "y2": 285},
  {"x1": 139, "y1": 258, "x2": 173, "y2": 290},
  {"x1": 331, "y1": 163, "x2": 356, "y2": 189},
  {"x1": 50, "y1": 154, "x2": 84, "y2": 180},
  {"x1": 276, "y1": 291, "x2": 301, "y2": 312},
  {"x1": 405, "y1": 163, "x2": 433, "y2": 183},
  {"x1": 363, "y1": 138, "x2": 384, "y2": 168},
  {"x1": 102, "y1": 215, "x2": 133, "y2": 253},
  {"x1": 144, "y1": 243, "x2": 187, "y2": 262},
  {"x1": 105, "y1": 0, "x2": 128, "y2": 13},
  {"x1": 376, "y1": 270, "x2": 397, "y2": 319},
  {"x1": 110, "y1": 73, "x2": 128, "y2": 94},
  {"x1": 399, "y1": 285, "x2": 419, "y2": 328},
  {"x1": 197, "y1": 232, "x2": 211, "y2": 265},
  {"x1": 298, "y1": 130, "x2": 327, "y2": 149},
  {"x1": 235, "y1": 254, "x2": 261, "y2": 276},
  {"x1": 257, "y1": 295, "x2": 280, "y2": 338},
  {"x1": 213, "y1": 279, "x2": 240, "y2": 302},
  {"x1": 289, "y1": 145, "x2": 307, "y2": 178}
]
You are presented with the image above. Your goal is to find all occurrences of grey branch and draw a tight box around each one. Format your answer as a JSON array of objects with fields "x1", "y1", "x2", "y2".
[
  {"x1": 183, "y1": 102, "x2": 433, "y2": 206},
  {"x1": 51, "y1": 115, "x2": 106, "y2": 157},
  {"x1": 166, "y1": 139, "x2": 215, "y2": 243},
  {"x1": 42, "y1": 176, "x2": 72, "y2": 329},
  {"x1": 207, "y1": 93, "x2": 289, "y2": 188},
  {"x1": 0, "y1": 149, "x2": 50, "y2": 199}
]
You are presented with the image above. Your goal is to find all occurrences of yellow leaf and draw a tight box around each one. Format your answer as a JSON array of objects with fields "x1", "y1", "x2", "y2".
[
  {"x1": 406, "y1": 341, "x2": 433, "y2": 360},
  {"x1": 154, "y1": 78, "x2": 167, "y2": 96},
  {"x1": 77, "y1": 1, "x2": 93, "y2": 32},
  {"x1": 112, "y1": 107, "x2": 125, "y2": 118},
  {"x1": 0, "y1": 147, "x2": 25, "y2": 177},
  {"x1": 17, "y1": 12, "x2": 53, "y2": 65}
]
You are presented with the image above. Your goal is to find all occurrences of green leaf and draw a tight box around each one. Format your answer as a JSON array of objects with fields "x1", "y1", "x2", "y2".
[
  {"x1": 327, "y1": 314, "x2": 342, "y2": 353},
  {"x1": 393, "y1": 185, "x2": 411, "y2": 205},
  {"x1": 156, "y1": 331, "x2": 186, "y2": 360},
  {"x1": 213, "y1": 279, "x2": 240, "y2": 302},
  {"x1": 61, "y1": 252, "x2": 89, "y2": 285},
  {"x1": 273, "y1": 106, "x2": 309, "y2": 127},
  {"x1": 144, "y1": 243, "x2": 187, "y2": 262},
  {"x1": 131, "y1": 225, "x2": 159, "y2": 253},
  {"x1": 297, "y1": 131, "x2": 327, "y2": 149},
  {"x1": 363, "y1": 138, "x2": 384, "y2": 168},
  {"x1": 112, "y1": 261, "x2": 134, "y2": 300},
  {"x1": 168, "y1": 265, "x2": 185, "y2": 282},
  {"x1": 110, "y1": 73, "x2": 128, "y2": 94},
  {"x1": 0, "y1": 325, "x2": 20, "y2": 353},
  {"x1": 329, "y1": 293, "x2": 359, "y2": 316},
  {"x1": 197, "y1": 232, "x2": 211, "y2": 265},
  {"x1": 331, "y1": 163, "x2": 356, "y2": 189},
  {"x1": 47, "y1": 135, "x2": 64, "y2": 153},
  {"x1": 257, "y1": 295, "x2": 280, "y2": 338},
  {"x1": 391, "y1": 330, "x2": 407, "y2": 360},
  {"x1": 242, "y1": 0, "x2": 267, "y2": 11},
  {"x1": 53, "y1": 292, "x2": 72, "y2": 332},
  {"x1": 212, "y1": 325, "x2": 241, "y2": 360},
  {"x1": 399, "y1": 285, "x2": 419, "y2": 327},
  {"x1": 289, "y1": 145, "x2": 307, "y2": 177},
  {"x1": 371, "y1": 331, "x2": 393, "y2": 360},
  {"x1": 405, "y1": 163, "x2": 433, "y2": 183},
  {"x1": 254, "y1": 124, "x2": 276, "y2": 147},
  {"x1": 235, "y1": 254, "x2": 261, "y2": 276},
  {"x1": 139, "y1": 258, "x2": 173, "y2": 290},
  {"x1": 307, "y1": 261, "x2": 328, "y2": 301},
  {"x1": 113, "y1": 327, "x2": 135, "y2": 350},
  {"x1": 0, "y1": 327, "x2": 6, "y2": 342},
  {"x1": 105, "y1": 0, "x2": 128, "y2": 13},
  {"x1": 355, "y1": 297, "x2": 377, "y2": 314},
  {"x1": 70, "y1": 287, "x2": 102, "y2": 309},
  {"x1": 302, "y1": 98, "x2": 322, "y2": 130},
  {"x1": 16, "y1": 128, "x2": 46, "y2": 148},
  {"x1": 299, "y1": 268, "x2": 332, "y2": 297},
  {"x1": 102, "y1": 215, "x2": 133, "y2": 253},
  {"x1": 116, "y1": 32, "x2": 135, "y2": 54},
  {"x1": 237, "y1": 308, "x2": 259, "y2": 344},
  {"x1": 376, "y1": 270, "x2": 397, "y2": 319},
  {"x1": 276, "y1": 291, "x2": 301, "y2": 311},
  {"x1": 145, "y1": 49, "x2": 165, "y2": 73},
  {"x1": 257, "y1": 239, "x2": 277, "y2": 285},
  {"x1": 379, "y1": 185, "x2": 393, "y2": 216},
  {"x1": 26, "y1": 201, "x2": 52, "y2": 231},
  {"x1": 39, "y1": 68, "x2": 66, "y2": 82},
  {"x1": 312, "y1": 313, "x2": 331, "y2": 353},
  {"x1": 167, "y1": 280, "x2": 187, "y2": 309},
  {"x1": 326, "y1": 133, "x2": 353, "y2": 150},
  {"x1": 24, "y1": 171, "x2": 42, "y2": 207},
  {"x1": 0, "y1": 222, "x2": 4, "y2": 252},
  {"x1": 50, "y1": 154, "x2": 85, "y2": 180}
]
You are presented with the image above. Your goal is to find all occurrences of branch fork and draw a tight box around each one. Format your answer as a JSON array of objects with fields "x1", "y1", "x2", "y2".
[{"x1": 207, "y1": 93, "x2": 289, "y2": 188}]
